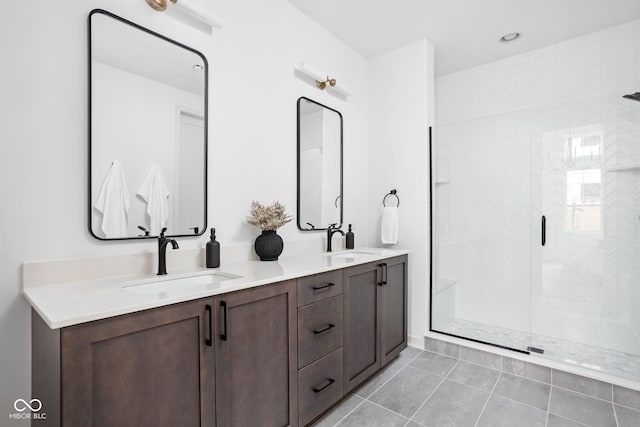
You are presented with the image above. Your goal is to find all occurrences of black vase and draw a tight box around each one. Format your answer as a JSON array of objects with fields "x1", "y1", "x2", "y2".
[{"x1": 254, "y1": 230, "x2": 284, "y2": 261}]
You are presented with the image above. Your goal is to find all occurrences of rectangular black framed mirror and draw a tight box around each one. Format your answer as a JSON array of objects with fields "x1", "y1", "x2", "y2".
[
  {"x1": 297, "y1": 97, "x2": 343, "y2": 231},
  {"x1": 89, "y1": 9, "x2": 208, "y2": 240}
]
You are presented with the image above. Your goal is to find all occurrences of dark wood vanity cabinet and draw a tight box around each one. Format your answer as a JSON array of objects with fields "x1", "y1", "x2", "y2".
[
  {"x1": 32, "y1": 255, "x2": 407, "y2": 427},
  {"x1": 297, "y1": 271, "x2": 345, "y2": 426},
  {"x1": 380, "y1": 256, "x2": 409, "y2": 366},
  {"x1": 343, "y1": 255, "x2": 408, "y2": 393},
  {"x1": 213, "y1": 280, "x2": 298, "y2": 427},
  {"x1": 36, "y1": 298, "x2": 216, "y2": 427},
  {"x1": 343, "y1": 261, "x2": 382, "y2": 392}
]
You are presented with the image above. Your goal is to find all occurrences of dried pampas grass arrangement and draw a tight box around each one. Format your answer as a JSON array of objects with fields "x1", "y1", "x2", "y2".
[{"x1": 246, "y1": 201, "x2": 293, "y2": 231}]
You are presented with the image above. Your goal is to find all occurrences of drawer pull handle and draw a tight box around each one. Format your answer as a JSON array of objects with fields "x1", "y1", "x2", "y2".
[
  {"x1": 312, "y1": 282, "x2": 335, "y2": 291},
  {"x1": 313, "y1": 323, "x2": 335, "y2": 335},
  {"x1": 312, "y1": 378, "x2": 335, "y2": 394}
]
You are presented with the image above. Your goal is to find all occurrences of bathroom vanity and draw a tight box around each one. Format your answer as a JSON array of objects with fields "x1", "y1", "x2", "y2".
[
  {"x1": 26, "y1": 250, "x2": 408, "y2": 427},
  {"x1": 55, "y1": 11, "x2": 408, "y2": 426}
]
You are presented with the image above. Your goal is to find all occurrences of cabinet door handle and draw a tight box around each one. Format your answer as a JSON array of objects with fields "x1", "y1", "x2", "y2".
[
  {"x1": 312, "y1": 323, "x2": 335, "y2": 335},
  {"x1": 312, "y1": 282, "x2": 335, "y2": 291},
  {"x1": 205, "y1": 304, "x2": 212, "y2": 347},
  {"x1": 220, "y1": 301, "x2": 228, "y2": 341},
  {"x1": 312, "y1": 378, "x2": 335, "y2": 394},
  {"x1": 383, "y1": 263, "x2": 388, "y2": 285},
  {"x1": 541, "y1": 215, "x2": 546, "y2": 246},
  {"x1": 378, "y1": 264, "x2": 384, "y2": 286}
]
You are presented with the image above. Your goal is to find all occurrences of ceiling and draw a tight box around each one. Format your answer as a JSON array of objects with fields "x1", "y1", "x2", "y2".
[{"x1": 287, "y1": 0, "x2": 640, "y2": 76}]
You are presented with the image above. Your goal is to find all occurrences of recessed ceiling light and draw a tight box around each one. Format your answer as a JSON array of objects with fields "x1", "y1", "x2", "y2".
[
  {"x1": 500, "y1": 32, "x2": 521, "y2": 42},
  {"x1": 193, "y1": 64, "x2": 204, "y2": 70}
]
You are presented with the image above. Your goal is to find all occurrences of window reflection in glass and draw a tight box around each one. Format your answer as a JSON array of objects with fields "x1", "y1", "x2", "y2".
[{"x1": 566, "y1": 168, "x2": 601, "y2": 232}]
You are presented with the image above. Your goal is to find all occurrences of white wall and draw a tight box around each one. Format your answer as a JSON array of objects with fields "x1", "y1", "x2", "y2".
[
  {"x1": 436, "y1": 19, "x2": 640, "y2": 125},
  {"x1": 367, "y1": 39, "x2": 435, "y2": 346},
  {"x1": 433, "y1": 19, "x2": 640, "y2": 353},
  {"x1": 0, "y1": 0, "x2": 370, "y2": 421}
]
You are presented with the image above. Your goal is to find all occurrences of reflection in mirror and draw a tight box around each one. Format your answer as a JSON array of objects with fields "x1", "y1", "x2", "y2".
[
  {"x1": 297, "y1": 97, "x2": 342, "y2": 231},
  {"x1": 89, "y1": 9, "x2": 207, "y2": 240}
]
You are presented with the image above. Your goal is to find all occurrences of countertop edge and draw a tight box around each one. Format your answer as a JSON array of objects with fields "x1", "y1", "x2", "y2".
[{"x1": 24, "y1": 248, "x2": 409, "y2": 329}]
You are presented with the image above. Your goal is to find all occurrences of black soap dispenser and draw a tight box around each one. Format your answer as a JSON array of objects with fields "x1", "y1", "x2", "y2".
[
  {"x1": 346, "y1": 224, "x2": 355, "y2": 249},
  {"x1": 206, "y1": 228, "x2": 220, "y2": 268}
]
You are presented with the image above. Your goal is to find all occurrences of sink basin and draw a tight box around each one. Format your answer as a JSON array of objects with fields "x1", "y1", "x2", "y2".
[
  {"x1": 329, "y1": 251, "x2": 375, "y2": 260},
  {"x1": 123, "y1": 272, "x2": 241, "y2": 297}
]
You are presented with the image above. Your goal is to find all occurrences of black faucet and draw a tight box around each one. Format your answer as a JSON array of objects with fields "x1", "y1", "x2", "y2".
[
  {"x1": 157, "y1": 228, "x2": 179, "y2": 275},
  {"x1": 326, "y1": 224, "x2": 345, "y2": 252}
]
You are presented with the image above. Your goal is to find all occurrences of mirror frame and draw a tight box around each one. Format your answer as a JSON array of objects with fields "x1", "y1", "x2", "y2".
[
  {"x1": 296, "y1": 96, "x2": 343, "y2": 232},
  {"x1": 88, "y1": 9, "x2": 208, "y2": 241}
]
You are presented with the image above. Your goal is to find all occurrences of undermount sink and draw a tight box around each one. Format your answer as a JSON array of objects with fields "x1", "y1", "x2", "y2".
[
  {"x1": 122, "y1": 271, "x2": 241, "y2": 297},
  {"x1": 329, "y1": 251, "x2": 375, "y2": 260}
]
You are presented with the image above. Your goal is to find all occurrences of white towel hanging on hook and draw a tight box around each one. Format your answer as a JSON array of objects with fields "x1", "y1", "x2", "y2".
[
  {"x1": 94, "y1": 160, "x2": 130, "y2": 238},
  {"x1": 137, "y1": 165, "x2": 170, "y2": 235},
  {"x1": 381, "y1": 207, "x2": 399, "y2": 244},
  {"x1": 381, "y1": 190, "x2": 400, "y2": 244}
]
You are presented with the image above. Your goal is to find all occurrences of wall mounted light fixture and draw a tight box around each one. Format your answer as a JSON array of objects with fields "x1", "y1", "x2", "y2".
[
  {"x1": 296, "y1": 62, "x2": 352, "y2": 98},
  {"x1": 316, "y1": 77, "x2": 337, "y2": 91},
  {"x1": 145, "y1": 0, "x2": 224, "y2": 29}
]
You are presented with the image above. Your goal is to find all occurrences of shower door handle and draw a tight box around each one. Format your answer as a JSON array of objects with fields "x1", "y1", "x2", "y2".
[{"x1": 541, "y1": 216, "x2": 546, "y2": 246}]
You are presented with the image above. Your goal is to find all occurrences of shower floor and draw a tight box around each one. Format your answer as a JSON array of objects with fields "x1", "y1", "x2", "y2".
[{"x1": 441, "y1": 318, "x2": 640, "y2": 382}]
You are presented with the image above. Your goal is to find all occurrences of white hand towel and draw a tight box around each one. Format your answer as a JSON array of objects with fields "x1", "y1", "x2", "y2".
[
  {"x1": 137, "y1": 165, "x2": 170, "y2": 235},
  {"x1": 381, "y1": 206, "x2": 399, "y2": 244},
  {"x1": 94, "y1": 161, "x2": 130, "y2": 238}
]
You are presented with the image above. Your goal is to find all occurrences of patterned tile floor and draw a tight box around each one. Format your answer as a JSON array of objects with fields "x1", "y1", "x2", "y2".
[
  {"x1": 312, "y1": 347, "x2": 640, "y2": 427},
  {"x1": 442, "y1": 319, "x2": 640, "y2": 382}
]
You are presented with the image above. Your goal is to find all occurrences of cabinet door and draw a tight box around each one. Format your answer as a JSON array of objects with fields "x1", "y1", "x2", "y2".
[
  {"x1": 380, "y1": 255, "x2": 408, "y2": 367},
  {"x1": 343, "y1": 262, "x2": 382, "y2": 393},
  {"x1": 214, "y1": 281, "x2": 298, "y2": 427},
  {"x1": 61, "y1": 299, "x2": 215, "y2": 427}
]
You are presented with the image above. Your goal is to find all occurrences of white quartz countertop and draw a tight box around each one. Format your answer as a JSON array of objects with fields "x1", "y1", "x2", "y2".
[{"x1": 23, "y1": 248, "x2": 408, "y2": 329}]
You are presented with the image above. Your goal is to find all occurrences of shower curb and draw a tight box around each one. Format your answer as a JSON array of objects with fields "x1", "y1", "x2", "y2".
[{"x1": 424, "y1": 335, "x2": 640, "y2": 402}]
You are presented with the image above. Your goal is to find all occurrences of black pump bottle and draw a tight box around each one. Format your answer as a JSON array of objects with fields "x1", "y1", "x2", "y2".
[
  {"x1": 346, "y1": 224, "x2": 355, "y2": 249},
  {"x1": 206, "y1": 228, "x2": 220, "y2": 268}
]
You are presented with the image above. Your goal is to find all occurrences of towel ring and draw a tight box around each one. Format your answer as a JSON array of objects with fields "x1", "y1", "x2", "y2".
[{"x1": 383, "y1": 189, "x2": 400, "y2": 207}]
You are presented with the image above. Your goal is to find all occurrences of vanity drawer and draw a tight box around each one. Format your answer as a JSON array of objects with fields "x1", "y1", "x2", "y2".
[
  {"x1": 298, "y1": 295, "x2": 343, "y2": 368},
  {"x1": 298, "y1": 348, "x2": 343, "y2": 427},
  {"x1": 298, "y1": 270, "x2": 343, "y2": 307}
]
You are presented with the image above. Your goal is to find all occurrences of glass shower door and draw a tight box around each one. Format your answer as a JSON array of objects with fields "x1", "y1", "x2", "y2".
[
  {"x1": 431, "y1": 112, "x2": 533, "y2": 353},
  {"x1": 530, "y1": 97, "x2": 640, "y2": 379},
  {"x1": 432, "y1": 96, "x2": 640, "y2": 380},
  {"x1": 531, "y1": 119, "x2": 605, "y2": 356}
]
